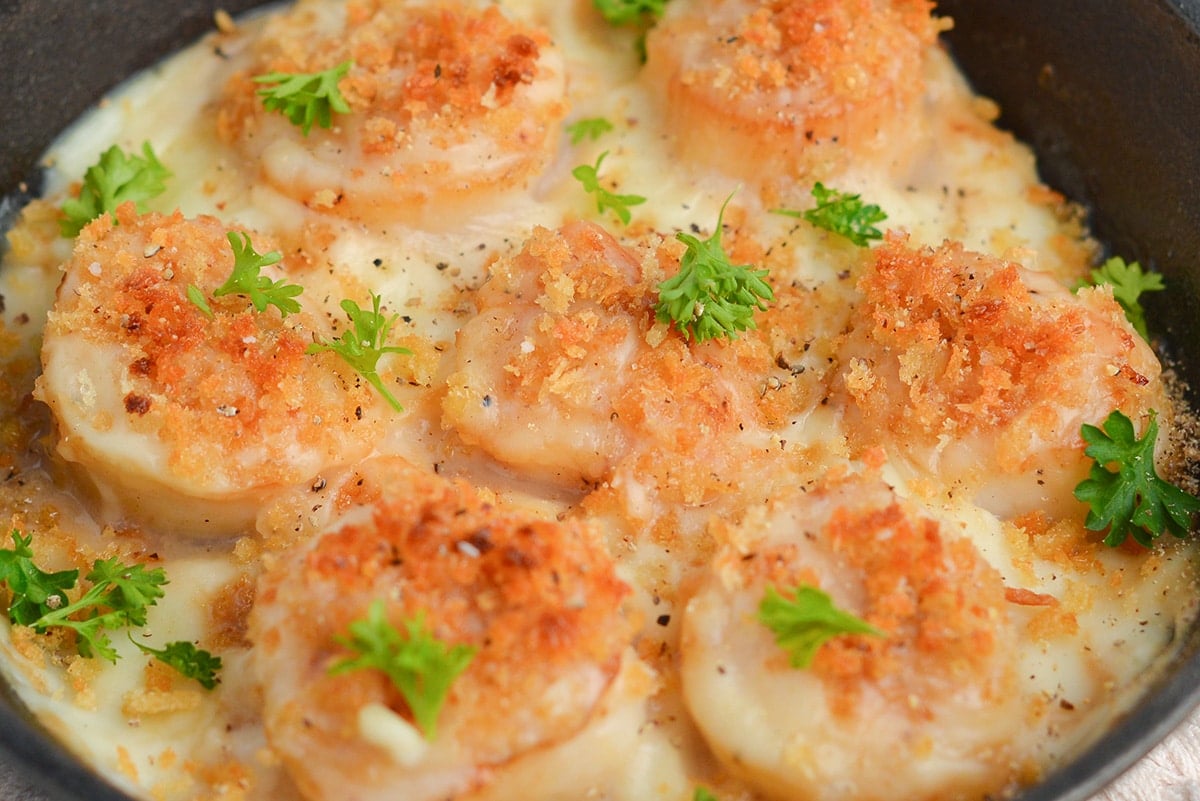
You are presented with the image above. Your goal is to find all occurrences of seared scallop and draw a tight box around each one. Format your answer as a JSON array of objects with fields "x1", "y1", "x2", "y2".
[
  {"x1": 443, "y1": 219, "x2": 825, "y2": 497},
  {"x1": 681, "y1": 472, "x2": 1033, "y2": 801},
  {"x1": 36, "y1": 205, "x2": 378, "y2": 537},
  {"x1": 643, "y1": 0, "x2": 944, "y2": 191},
  {"x1": 835, "y1": 233, "x2": 1167, "y2": 519},
  {"x1": 216, "y1": 0, "x2": 567, "y2": 228},
  {"x1": 249, "y1": 456, "x2": 679, "y2": 801}
]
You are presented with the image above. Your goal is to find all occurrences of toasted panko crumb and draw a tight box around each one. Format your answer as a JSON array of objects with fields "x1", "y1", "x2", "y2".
[
  {"x1": 38, "y1": 205, "x2": 380, "y2": 510},
  {"x1": 214, "y1": 0, "x2": 566, "y2": 223},
  {"x1": 66, "y1": 655, "x2": 102, "y2": 709},
  {"x1": 251, "y1": 456, "x2": 635, "y2": 780},
  {"x1": 214, "y1": 9, "x2": 237, "y2": 34},
  {"x1": 123, "y1": 659, "x2": 204, "y2": 718},
  {"x1": 122, "y1": 687, "x2": 204, "y2": 718},
  {"x1": 206, "y1": 574, "x2": 256, "y2": 650},
  {"x1": 117, "y1": 745, "x2": 140, "y2": 782}
]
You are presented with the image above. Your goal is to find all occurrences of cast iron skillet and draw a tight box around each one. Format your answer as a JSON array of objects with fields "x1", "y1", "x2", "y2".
[{"x1": 2, "y1": 1, "x2": 1200, "y2": 799}]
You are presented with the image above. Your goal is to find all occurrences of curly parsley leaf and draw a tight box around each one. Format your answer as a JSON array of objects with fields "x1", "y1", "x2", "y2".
[
  {"x1": 189, "y1": 232, "x2": 302, "y2": 318},
  {"x1": 572, "y1": 150, "x2": 646, "y2": 225},
  {"x1": 566, "y1": 117, "x2": 615, "y2": 145},
  {"x1": 131, "y1": 637, "x2": 223, "y2": 690},
  {"x1": 655, "y1": 193, "x2": 774, "y2": 342},
  {"x1": 0, "y1": 535, "x2": 218, "y2": 684},
  {"x1": 306, "y1": 291, "x2": 412, "y2": 412},
  {"x1": 328, "y1": 599, "x2": 475, "y2": 739},
  {"x1": 60, "y1": 142, "x2": 172, "y2": 237},
  {"x1": 693, "y1": 789, "x2": 719, "y2": 801},
  {"x1": 0, "y1": 531, "x2": 79, "y2": 627},
  {"x1": 31, "y1": 557, "x2": 168, "y2": 663},
  {"x1": 773, "y1": 182, "x2": 888, "y2": 247},
  {"x1": 757, "y1": 584, "x2": 883, "y2": 669},
  {"x1": 1079, "y1": 257, "x2": 1164, "y2": 341},
  {"x1": 186, "y1": 284, "x2": 214, "y2": 319},
  {"x1": 593, "y1": 0, "x2": 668, "y2": 25},
  {"x1": 1074, "y1": 409, "x2": 1200, "y2": 548},
  {"x1": 254, "y1": 60, "x2": 354, "y2": 135}
]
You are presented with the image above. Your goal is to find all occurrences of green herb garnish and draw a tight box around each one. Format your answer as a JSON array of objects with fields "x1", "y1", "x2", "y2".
[
  {"x1": 566, "y1": 117, "x2": 615, "y2": 145},
  {"x1": 254, "y1": 60, "x2": 354, "y2": 135},
  {"x1": 757, "y1": 584, "x2": 883, "y2": 669},
  {"x1": 592, "y1": 0, "x2": 668, "y2": 25},
  {"x1": 306, "y1": 291, "x2": 411, "y2": 412},
  {"x1": 328, "y1": 599, "x2": 475, "y2": 739},
  {"x1": 0, "y1": 532, "x2": 222, "y2": 687},
  {"x1": 1074, "y1": 409, "x2": 1200, "y2": 547},
  {"x1": 1079, "y1": 257, "x2": 1164, "y2": 341},
  {"x1": 572, "y1": 150, "x2": 646, "y2": 225},
  {"x1": 773, "y1": 182, "x2": 888, "y2": 247},
  {"x1": 0, "y1": 531, "x2": 78, "y2": 626},
  {"x1": 60, "y1": 142, "x2": 171, "y2": 237},
  {"x1": 189, "y1": 232, "x2": 302, "y2": 319},
  {"x1": 655, "y1": 193, "x2": 774, "y2": 342},
  {"x1": 28, "y1": 556, "x2": 168, "y2": 662},
  {"x1": 131, "y1": 637, "x2": 223, "y2": 690}
]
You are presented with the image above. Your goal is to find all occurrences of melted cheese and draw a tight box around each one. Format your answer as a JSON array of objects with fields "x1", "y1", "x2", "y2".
[{"x1": 0, "y1": 1, "x2": 1196, "y2": 800}]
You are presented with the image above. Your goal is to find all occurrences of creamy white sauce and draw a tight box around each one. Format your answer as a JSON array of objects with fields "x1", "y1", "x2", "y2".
[{"x1": 0, "y1": 2, "x2": 1195, "y2": 800}]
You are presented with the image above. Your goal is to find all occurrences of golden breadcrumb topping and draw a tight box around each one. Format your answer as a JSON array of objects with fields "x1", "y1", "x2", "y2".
[
  {"x1": 219, "y1": 2, "x2": 548, "y2": 154},
  {"x1": 719, "y1": 0, "x2": 940, "y2": 107},
  {"x1": 254, "y1": 458, "x2": 632, "y2": 760},
  {"x1": 39, "y1": 205, "x2": 376, "y2": 487},
  {"x1": 846, "y1": 232, "x2": 1161, "y2": 444},
  {"x1": 739, "y1": 481, "x2": 1010, "y2": 716}
]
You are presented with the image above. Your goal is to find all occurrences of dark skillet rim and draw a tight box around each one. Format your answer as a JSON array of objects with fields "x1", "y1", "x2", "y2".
[
  {"x1": 2, "y1": 0, "x2": 1200, "y2": 799},
  {"x1": 937, "y1": 0, "x2": 1200, "y2": 796}
]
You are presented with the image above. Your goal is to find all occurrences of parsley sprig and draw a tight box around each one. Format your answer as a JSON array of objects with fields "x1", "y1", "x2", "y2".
[
  {"x1": 30, "y1": 556, "x2": 167, "y2": 662},
  {"x1": 655, "y1": 193, "x2": 774, "y2": 342},
  {"x1": 306, "y1": 291, "x2": 411, "y2": 412},
  {"x1": 572, "y1": 151, "x2": 646, "y2": 225},
  {"x1": 1074, "y1": 409, "x2": 1200, "y2": 548},
  {"x1": 0, "y1": 531, "x2": 78, "y2": 626},
  {"x1": 0, "y1": 531, "x2": 222, "y2": 687},
  {"x1": 60, "y1": 142, "x2": 171, "y2": 238},
  {"x1": 592, "y1": 0, "x2": 667, "y2": 25},
  {"x1": 1079, "y1": 257, "x2": 1164, "y2": 341},
  {"x1": 254, "y1": 60, "x2": 354, "y2": 136},
  {"x1": 329, "y1": 600, "x2": 475, "y2": 739},
  {"x1": 566, "y1": 117, "x2": 615, "y2": 145},
  {"x1": 131, "y1": 637, "x2": 223, "y2": 690},
  {"x1": 188, "y1": 232, "x2": 302, "y2": 319},
  {"x1": 773, "y1": 182, "x2": 888, "y2": 247},
  {"x1": 757, "y1": 584, "x2": 883, "y2": 669}
]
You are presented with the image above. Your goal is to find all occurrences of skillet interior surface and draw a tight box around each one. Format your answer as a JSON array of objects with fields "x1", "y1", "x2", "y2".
[
  {"x1": 939, "y1": 1, "x2": 1200, "y2": 798},
  {"x1": 1, "y1": 1, "x2": 1200, "y2": 799}
]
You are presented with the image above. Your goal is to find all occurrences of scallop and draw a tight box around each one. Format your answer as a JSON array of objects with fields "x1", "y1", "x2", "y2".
[
  {"x1": 442, "y1": 219, "x2": 823, "y2": 497},
  {"x1": 216, "y1": 0, "x2": 567, "y2": 229},
  {"x1": 642, "y1": 0, "x2": 944, "y2": 193},
  {"x1": 680, "y1": 472, "x2": 1034, "y2": 801},
  {"x1": 249, "y1": 456, "x2": 682, "y2": 801},
  {"x1": 36, "y1": 206, "x2": 378, "y2": 537},
  {"x1": 834, "y1": 233, "x2": 1167, "y2": 519}
]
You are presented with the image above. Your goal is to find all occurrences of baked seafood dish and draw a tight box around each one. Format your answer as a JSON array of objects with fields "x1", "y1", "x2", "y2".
[{"x1": 0, "y1": 2, "x2": 1197, "y2": 800}]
